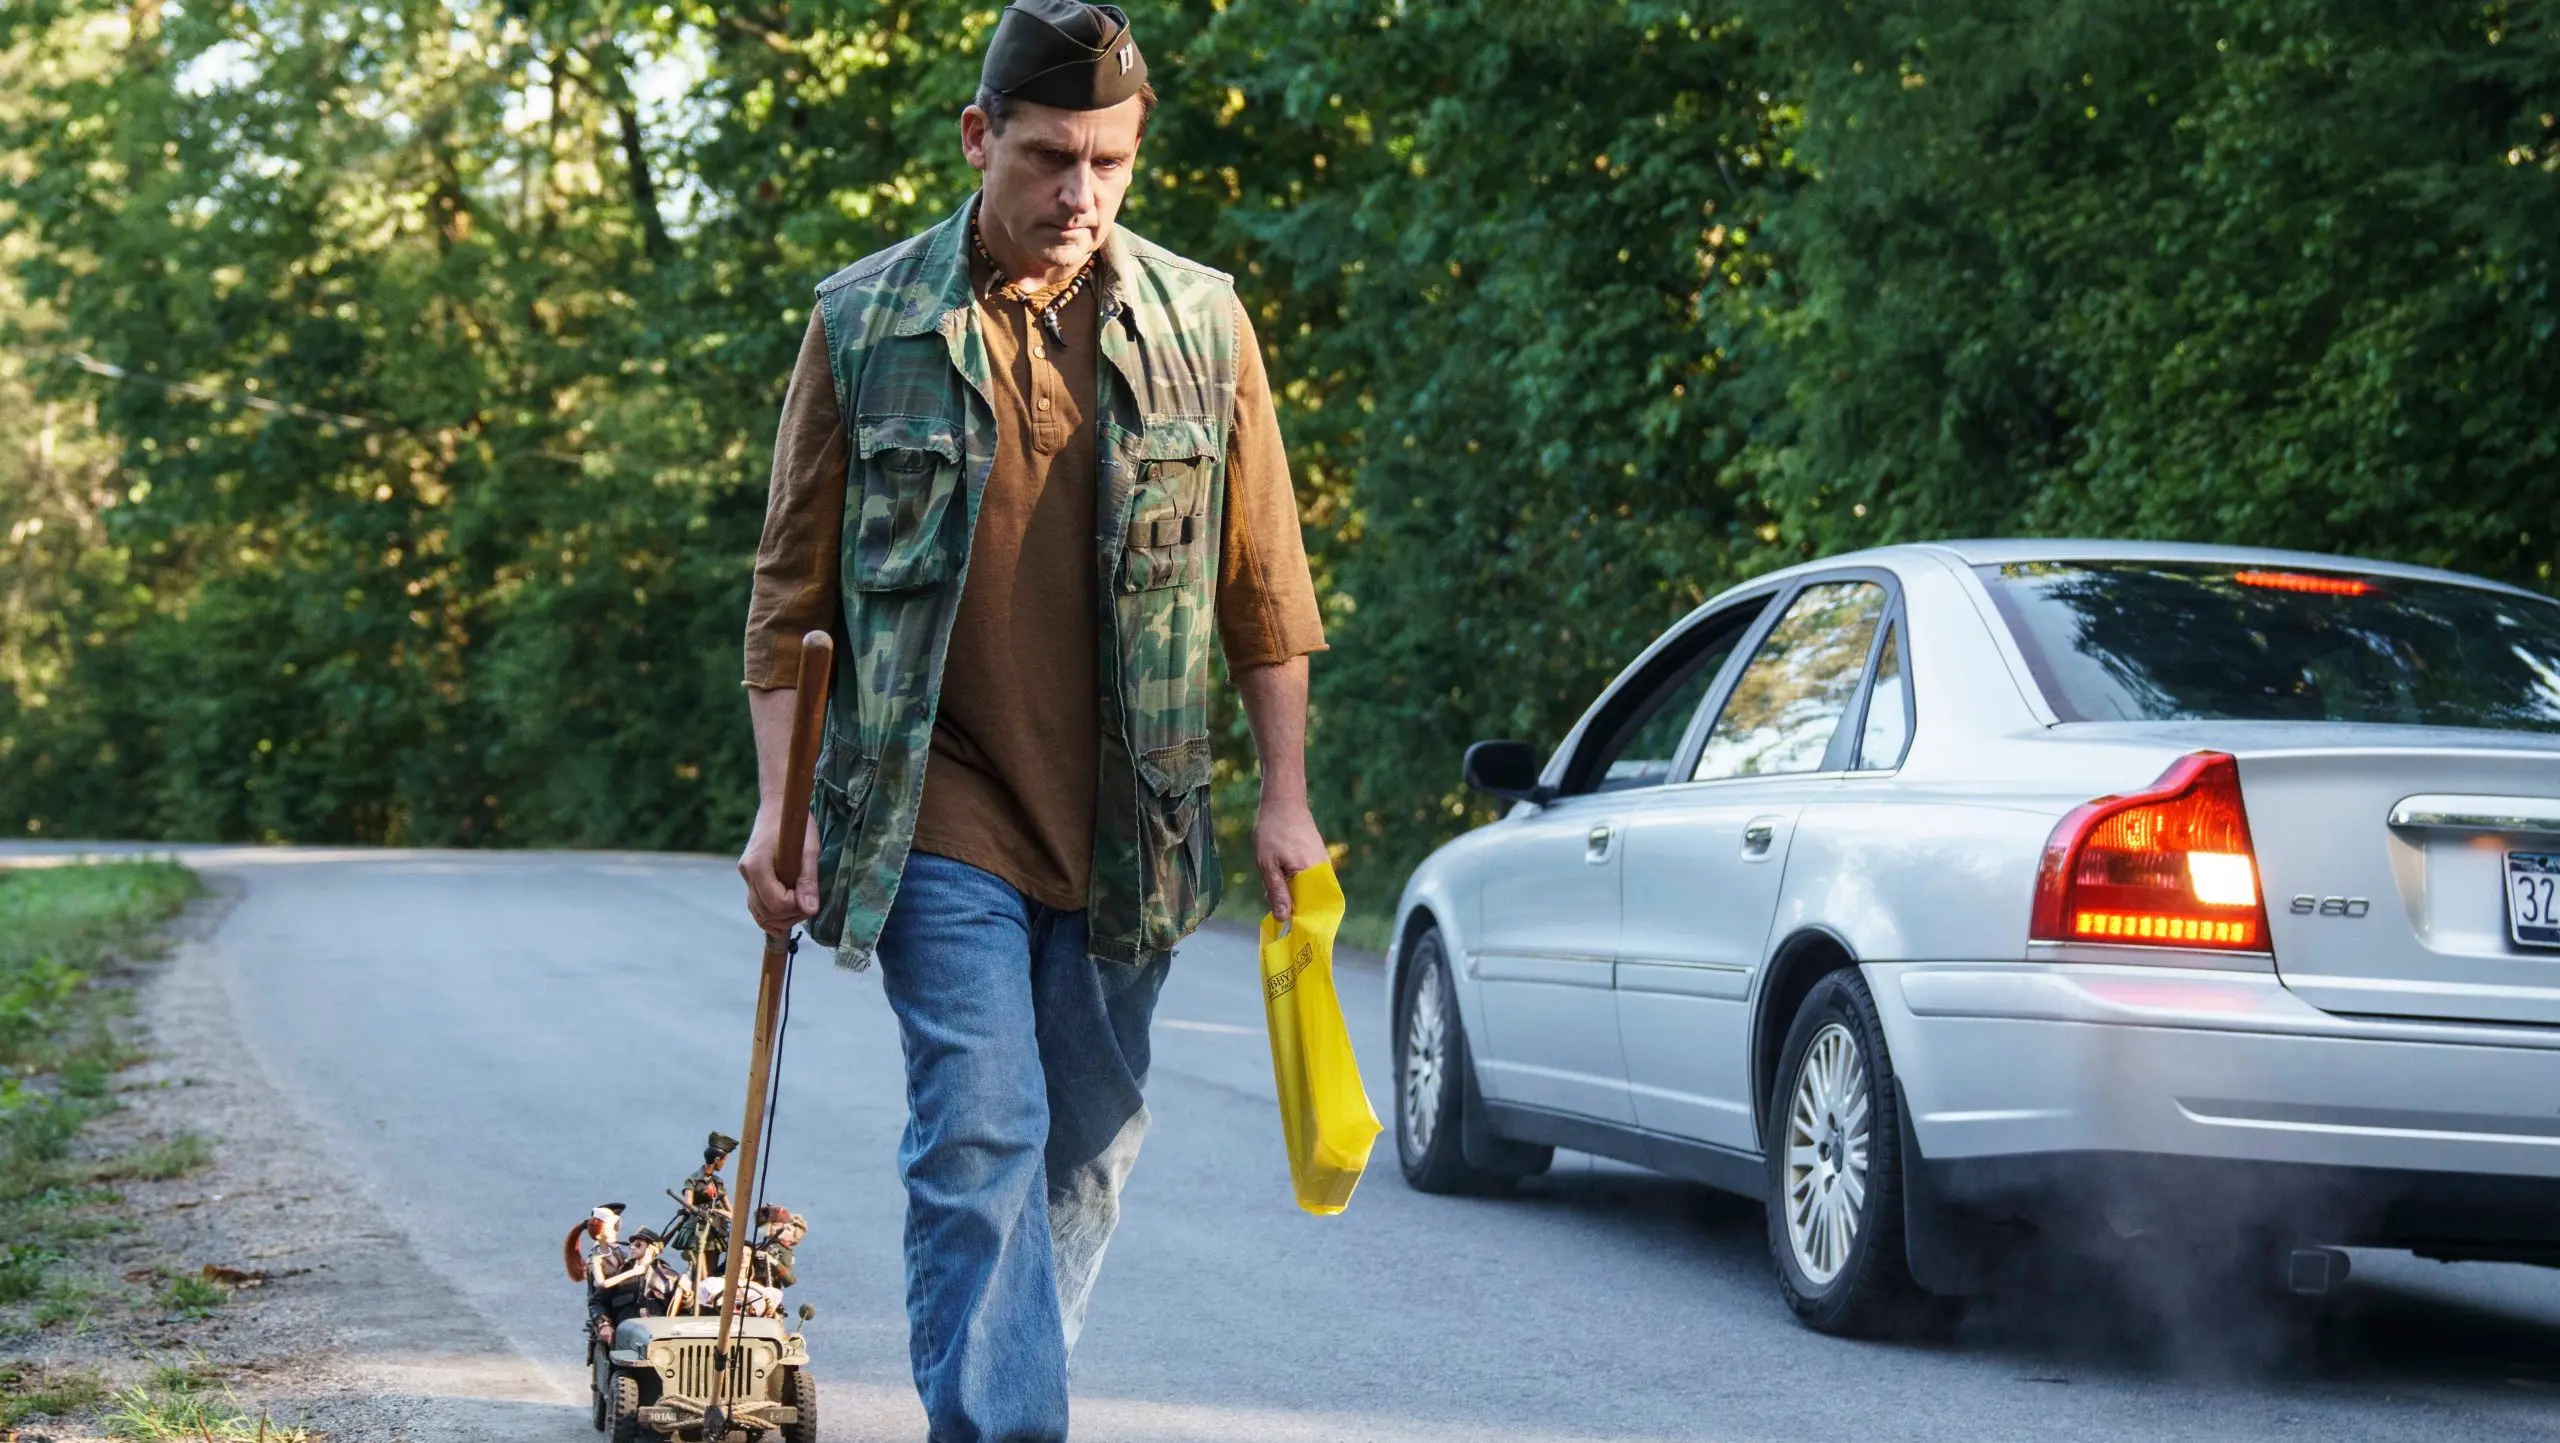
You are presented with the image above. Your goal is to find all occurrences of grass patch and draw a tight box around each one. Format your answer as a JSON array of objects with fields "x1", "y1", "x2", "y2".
[
  {"x1": 34, "y1": 1272, "x2": 106, "y2": 1331},
  {"x1": 101, "y1": 1375, "x2": 306, "y2": 1442},
  {"x1": 0, "y1": 1361, "x2": 108, "y2": 1425},
  {"x1": 92, "y1": 1132, "x2": 211, "y2": 1183},
  {"x1": 0, "y1": 862, "x2": 196, "y2": 1071},
  {"x1": 157, "y1": 1271, "x2": 227, "y2": 1318},
  {"x1": 146, "y1": 1358, "x2": 226, "y2": 1395},
  {"x1": 100, "y1": 1358, "x2": 303, "y2": 1441},
  {"x1": 0, "y1": 861, "x2": 201, "y2": 1341},
  {"x1": 0, "y1": 1243, "x2": 58, "y2": 1305}
]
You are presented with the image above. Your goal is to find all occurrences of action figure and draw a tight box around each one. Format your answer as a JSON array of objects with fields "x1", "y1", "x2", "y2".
[
  {"x1": 749, "y1": 1204, "x2": 808, "y2": 1291},
  {"x1": 627, "y1": 1228, "x2": 685, "y2": 1316},
  {"x1": 563, "y1": 1202, "x2": 621, "y2": 1282},
  {"x1": 564, "y1": 1204, "x2": 664, "y2": 1346},
  {"x1": 695, "y1": 1206, "x2": 808, "y2": 1320},
  {"x1": 665, "y1": 1131, "x2": 738, "y2": 1296}
]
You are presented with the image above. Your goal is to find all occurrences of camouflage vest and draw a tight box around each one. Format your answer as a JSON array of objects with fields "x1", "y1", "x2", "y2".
[{"x1": 804, "y1": 197, "x2": 1236, "y2": 970}]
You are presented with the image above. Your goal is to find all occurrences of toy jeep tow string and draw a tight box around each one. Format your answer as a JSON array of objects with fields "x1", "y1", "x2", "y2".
[{"x1": 570, "y1": 631, "x2": 834, "y2": 1443}]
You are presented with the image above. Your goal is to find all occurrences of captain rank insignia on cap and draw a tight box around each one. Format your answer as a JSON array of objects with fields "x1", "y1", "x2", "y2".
[{"x1": 981, "y1": 0, "x2": 1149, "y2": 111}]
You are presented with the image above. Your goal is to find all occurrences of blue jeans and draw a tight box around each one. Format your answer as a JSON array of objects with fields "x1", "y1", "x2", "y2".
[{"x1": 874, "y1": 852, "x2": 1168, "y2": 1443}]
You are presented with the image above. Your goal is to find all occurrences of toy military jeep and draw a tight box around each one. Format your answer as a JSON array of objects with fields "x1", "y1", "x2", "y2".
[{"x1": 594, "y1": 1312, "x2": 816, "y2": 1442}]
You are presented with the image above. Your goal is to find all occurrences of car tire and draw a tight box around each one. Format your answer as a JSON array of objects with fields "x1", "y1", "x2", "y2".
[
  {"x1": 780, "y1": 1366, "x2": 818, "y2": 1443},
  {"x1": 1764, "y1": 968, "x2": 1924, "y2": 1336},
  {"x1": 1395, "y1": 927, "x2": 1550, "y2": 1193},
  {"x1": 607, "y1": 1370, "x2": 644, "y2": 1443}
]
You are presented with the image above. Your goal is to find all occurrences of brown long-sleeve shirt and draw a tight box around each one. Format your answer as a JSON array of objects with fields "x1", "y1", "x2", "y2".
[{"x1": 745, "y1": 253, "x2": 1325, "y2": 910}]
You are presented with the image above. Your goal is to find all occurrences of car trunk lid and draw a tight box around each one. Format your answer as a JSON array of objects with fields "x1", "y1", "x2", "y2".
[{"x1": 2233, "y1": 742, "x2": 2560, "y2": 1024}]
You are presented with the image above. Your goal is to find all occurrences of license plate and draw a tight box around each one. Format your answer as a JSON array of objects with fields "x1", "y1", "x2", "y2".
[{"x1": 2506, "y1": 851, "x2": 2560, "y2": 948}]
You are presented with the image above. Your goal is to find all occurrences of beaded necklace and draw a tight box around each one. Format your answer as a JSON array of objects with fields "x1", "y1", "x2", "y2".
[{"x1": 971, "y1": 216, "x2": 1095, "y2": 351}]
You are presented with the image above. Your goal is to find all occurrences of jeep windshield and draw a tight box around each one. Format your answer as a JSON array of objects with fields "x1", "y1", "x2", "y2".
[{"x1": 1976, "y1": 560, "x2": 2560, "y2": 732}]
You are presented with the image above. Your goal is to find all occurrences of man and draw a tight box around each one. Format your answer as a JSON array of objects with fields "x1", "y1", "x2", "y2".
[{"x1": 735, "y1": 2, "x2": 1328, "y2": 1437}]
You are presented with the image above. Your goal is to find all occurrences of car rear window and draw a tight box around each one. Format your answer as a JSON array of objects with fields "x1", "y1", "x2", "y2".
[{"x1": 1976, "y1": 561, "x2": 2560, "y2": 732}]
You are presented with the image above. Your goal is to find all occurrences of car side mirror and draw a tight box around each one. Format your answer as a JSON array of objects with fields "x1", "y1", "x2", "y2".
[{"x1": 1463, "y1": 739, "x2": 1551, "y2": 806}]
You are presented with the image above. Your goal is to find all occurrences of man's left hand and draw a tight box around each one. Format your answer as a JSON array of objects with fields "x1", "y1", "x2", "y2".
[{"x1": 1254, "y1": 796, "x2": 1329, "y2": 926}]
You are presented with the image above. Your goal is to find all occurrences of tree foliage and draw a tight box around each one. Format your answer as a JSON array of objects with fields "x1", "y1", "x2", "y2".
[
  {"x1": 1184, "y1": 1, "x2": 1792, "y2": 897},
  {"x1": 1747, "y1": 0, "x2": 2560, "y2": 583},
  {"x1": 3, "y1": 1, "x2": 2553, "y2": 909}
]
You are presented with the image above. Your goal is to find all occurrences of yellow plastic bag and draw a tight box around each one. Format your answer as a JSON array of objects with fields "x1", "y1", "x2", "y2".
[{"x1": 1258, "y1": 862, "x2": 1383, "y2": 1215}]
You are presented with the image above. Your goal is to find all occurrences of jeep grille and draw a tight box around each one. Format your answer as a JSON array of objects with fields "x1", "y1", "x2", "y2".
[{"x1": 656, "y1": 1340, "x2": 770, "y2": 1401}]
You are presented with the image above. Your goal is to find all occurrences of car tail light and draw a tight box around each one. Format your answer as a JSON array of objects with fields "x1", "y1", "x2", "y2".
[{"x1": 2030, "y1": 752, "x2": 2271, "y2": 952}]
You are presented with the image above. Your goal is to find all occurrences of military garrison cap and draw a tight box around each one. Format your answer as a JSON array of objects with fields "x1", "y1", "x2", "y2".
[
  {"x1": 980, "y1": 0, "x2": 1148, "y2": 111},
  {"x1": 705, "y1": 1131, "x2": 738, "y2": 1161}
]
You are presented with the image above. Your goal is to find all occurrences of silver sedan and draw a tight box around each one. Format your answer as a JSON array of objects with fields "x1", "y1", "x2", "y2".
[{"x1": 1387, "y1": 540, "x2": 2560, "y2": 1334}]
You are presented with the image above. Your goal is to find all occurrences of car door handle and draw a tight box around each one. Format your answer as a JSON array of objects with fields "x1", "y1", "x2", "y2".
[
  {"x1": 1586, "y1": 824, "x2": 1615, "y2": 864},
  {"x1": 1741, "y1": 816, "x2": 1782, "y2": 860}
]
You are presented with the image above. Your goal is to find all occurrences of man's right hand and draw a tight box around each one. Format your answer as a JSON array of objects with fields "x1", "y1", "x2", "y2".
[{"x1": 738, "y1": 806, "x2": 822, "y2": 936}]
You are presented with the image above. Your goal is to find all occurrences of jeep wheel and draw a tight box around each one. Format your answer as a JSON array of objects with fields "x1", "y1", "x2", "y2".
[
  {"x1": 1765, "y1": 968, "x2": 1923, "y2": 1336},
  {"x1": 607, "y1": 1370, "x2": 644, "y2": 1443},
  {"x1": 780, "y1": 1366, "x2": 818, "y2": 1443}
]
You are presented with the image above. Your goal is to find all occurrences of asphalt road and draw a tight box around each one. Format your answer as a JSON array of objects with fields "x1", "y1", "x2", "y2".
[{"x1": 53, "y1": 845, "x2": 2560, "y2": 1440}]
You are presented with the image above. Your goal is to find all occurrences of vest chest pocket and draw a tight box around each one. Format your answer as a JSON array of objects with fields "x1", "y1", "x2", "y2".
[
  {"x1": 1111, "y1": 422, "x2": 1219, "y2": 767},
  {"x1": 1117, "y1": 430, "x2": 1216, "y2": 594},
  {"x1": 849, "y1": 415, "x2": 962, "y2": 592}
]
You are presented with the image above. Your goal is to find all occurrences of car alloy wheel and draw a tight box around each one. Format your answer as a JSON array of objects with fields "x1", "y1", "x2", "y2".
[
  {"x1": 1395, "y1": 927, "x2": 1547, "y2": 1192},
  {"x1": 1782, "y1": 1021, "x2": 1871, "y2": 1287},
  {"x1": 1764, "y1": 967, "x2": 1926, "y2": 1335},
  {"x1": 1403, "y1": 958, "x2": 1451, "y2": 1158}
]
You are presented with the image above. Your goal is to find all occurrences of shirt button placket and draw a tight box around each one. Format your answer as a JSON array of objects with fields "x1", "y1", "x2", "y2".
[{"x1": 1031, "y1": 310, "x2": 1064, "y2": 451}]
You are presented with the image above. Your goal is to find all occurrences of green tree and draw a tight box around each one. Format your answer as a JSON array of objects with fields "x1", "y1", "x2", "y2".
[
  {"x1": 2, "y1": 0, "x2": 763, "y2": 845},
  {"x1": 0, "y1": 0, "x2": 1343, "y2": 867},
  {"x1": 1746, "y1": 0, "x2": 2560, "y2": 587},
  {"x1": 0, "y1": 21, "x2": 141, "y2": 837},
  {"x1": 1179, "y1": 1, "x2": 1794, "y2": 902}
]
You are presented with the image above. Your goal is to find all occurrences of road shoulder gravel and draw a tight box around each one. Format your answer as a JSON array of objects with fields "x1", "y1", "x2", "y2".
[{"x1": 24, "y1": 872, "x2": 579, "y2": 1441}]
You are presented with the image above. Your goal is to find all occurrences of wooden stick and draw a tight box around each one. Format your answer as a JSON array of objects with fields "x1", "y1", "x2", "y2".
[{"x1": 710, "y1": 630, "x2": 832, "y2": 1402}]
